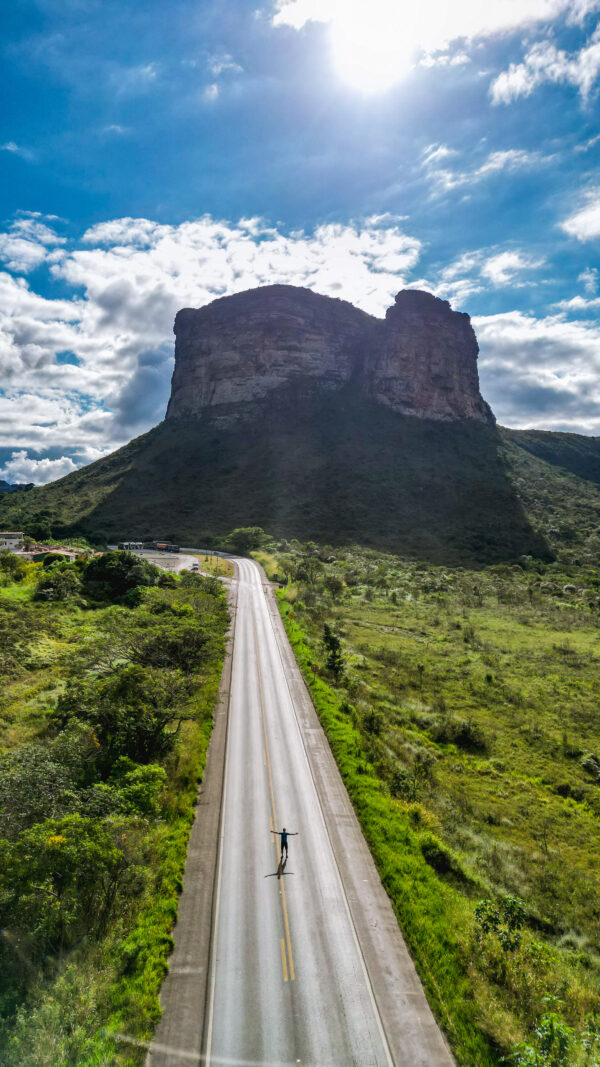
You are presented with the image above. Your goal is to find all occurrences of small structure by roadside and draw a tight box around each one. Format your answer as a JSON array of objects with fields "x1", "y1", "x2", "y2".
[
  {"x1": 16, "y1": 543, "x2": 88, "y2": 563},
  {"x1": 0, "y1": 532, "x2": 24, "y2": 552}
]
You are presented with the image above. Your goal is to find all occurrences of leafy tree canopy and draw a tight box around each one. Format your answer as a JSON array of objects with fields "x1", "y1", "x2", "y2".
[{"x1": 81, "y1": 551, "x2": 161, "y2": 605}]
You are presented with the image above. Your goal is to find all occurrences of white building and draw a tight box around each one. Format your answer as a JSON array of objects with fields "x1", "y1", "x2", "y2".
[{"x1": 0, "y1": 532, "x2": 24, "y2": 552}]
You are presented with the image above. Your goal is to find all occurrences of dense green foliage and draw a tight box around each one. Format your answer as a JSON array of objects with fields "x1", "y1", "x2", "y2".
[
  {"x1": 0, "y1": 553, "x2": 228, "y2": 1064},
  {"x1": 262, "y1": 538, "x2": 600, "y2": 1064},
  {"x1": 82, "y1": 550, "x2": 163, "y2": 605}
]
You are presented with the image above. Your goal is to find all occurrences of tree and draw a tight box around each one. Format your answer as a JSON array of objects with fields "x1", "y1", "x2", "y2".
[
  {"x1": 0, "y1": 745, "x2": 78, "y2": 839},
  {"x1": 0, "y1": 553, "x2": 28, "y2": 583},
  {"x1": 82, "y1": 551, "x2": 160, "y2": 604},
  {"x1": 34, "y1": 564, "x2": 81, "y2": 602},
  {"x1": 0, "y1": 815, "x2": 128, "y2": 957},
  {"x1": 223, "y1": 527, "x2": 265, "y2": 555},
  {"x1": 52, "y1": 664, "x2": 193, "y2": 772},
  {"x1": 323, "y1": 574, "x2": 345, "y2": 598},
  {"x1": 296, "y1": 554, "x2": 323, "y2": 584},
  {"x1": 132, "y1": 617, "x2": 212, "y2": 674},
  {"x1": 24, "y1": 519, "x2": 52, "y2": 542},
  {"x1": 322, "y1": 623, "x2": 344, "y2": 681}
]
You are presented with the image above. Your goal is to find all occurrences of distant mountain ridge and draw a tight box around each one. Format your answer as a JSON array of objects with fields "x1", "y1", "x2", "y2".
[
  {"x1": 0, "y1": 480, "x2": 34, "y2": 494},
  {"x1": 0, "y1": 285, "x2": 598, "y2": 564}
]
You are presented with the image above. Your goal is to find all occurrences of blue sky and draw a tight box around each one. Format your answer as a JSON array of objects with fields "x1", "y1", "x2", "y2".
[{"x1": 1, "y1": 0, "x2": 600, "y2": 483}]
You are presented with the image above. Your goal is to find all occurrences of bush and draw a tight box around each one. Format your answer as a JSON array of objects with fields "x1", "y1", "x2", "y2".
[
  {"x1": 474, "y1": 896, "x2": 526, "y2": 952},
  {"x1": 510, "y1": 1005, "x2": 600, "y2": 1066},
  {"x1": 34, "y1": 564, "x2": 81, "y2": 602},
  {"x1": 52, "y1": 665, "x2": 192, "y2": 773},
  {"x1": 0, "y1": 746, "x2": 78, "y2": 839},
  {"x1": 0, "y1": 554, "x2": 28, "y2": 583},
  {"x1": 81, "y1": 551, "x2": 160, "y2": 604},
  {"x1": 420, "y1": 831, "x2": 462, "y2": 875},
  {"x1": 581, "y1": 753, "x2": 600, "y2": 783},
  {"x1": 0, "y1": 815, "x2": 129, "y2": 958},
  {"x1": 430, "y1": 716, "x2": 488, "y2": 752}
]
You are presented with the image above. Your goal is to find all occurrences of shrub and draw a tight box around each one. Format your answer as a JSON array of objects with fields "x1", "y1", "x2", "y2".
[
  {"x1": 81, "y1": 551, "x2": 160, "y2": 604},
  {"x1": 0, "y1": 554, "x2": 28, "y2": 583},
  {"x1": 323, "y1": 623, "x2": 344, "y2": 681},
  {"x1": 430, "y1": 716, "x2": 488, "y2": 752},
  {"x1": 420, "y1": 831, "x2": 462, "y2": 875},
  {"x1": 581, "y1": 753, "x2": 600, "y2": 783},
  {"x1": 0, "y1": 815, "x2": 129, "y2": 958},
  {"x1": 509, "y1": 1005, "x2": 600, "y2": 1066},
  {"x1": 474, "y1": 896, "x2": 526, "y2": 952},
  {"x1": 390, "y1": 766, "x2": 419, "y2": 801},
  {"x1": 34, "y1": 564, "x2": 81, "y2": 602},
  {"x1": 52, "y1": 665, "x2": 192, "y2": 773}
]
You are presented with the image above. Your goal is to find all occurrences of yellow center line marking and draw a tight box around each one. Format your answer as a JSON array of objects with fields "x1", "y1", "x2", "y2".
[
  {"x1": 280, "y1": 938, "x2": 289, "y2": 982},
  {"x1": 280, "y1": 882, "x2": 295, "y2": 981},
  {"x1": 253, "y1": 617, "x2": 295, "y2": 983}
]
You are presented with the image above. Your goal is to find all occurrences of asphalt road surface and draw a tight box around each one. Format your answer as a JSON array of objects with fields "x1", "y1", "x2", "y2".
[
  {"x1": 206, "y1": 557, "x2": 393, "y2": 1066},
  {"x1": 149, "y1": 557, "x2": 454, "y2": 1067}
]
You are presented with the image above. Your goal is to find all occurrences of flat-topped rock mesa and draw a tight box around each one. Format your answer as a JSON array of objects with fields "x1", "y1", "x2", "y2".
[{"x1": 166, "y1": 284, "x2": 494, "y2": 424}]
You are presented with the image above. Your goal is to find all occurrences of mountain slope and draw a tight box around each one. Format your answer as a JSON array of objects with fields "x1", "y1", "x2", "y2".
[{"x1": 0, "y1": 387, "x2": 549, "y2": 563}]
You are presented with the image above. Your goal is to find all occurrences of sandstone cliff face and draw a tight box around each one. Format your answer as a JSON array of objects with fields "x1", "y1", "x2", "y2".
[
  {"x1": 367, "y1": 290, "x2": 493, "y2": 422},
  {"x1": 166, "y1": 284, "x2": 494, "y2": 425}
]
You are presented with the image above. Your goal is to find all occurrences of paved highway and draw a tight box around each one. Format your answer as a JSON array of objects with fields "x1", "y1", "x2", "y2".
[
  {"x1": 149, "y1": 557, "x2": 454, "y2": 1066},
  {"x1": 206, "y1": 557, "x2": 391, "y2": 1066}
]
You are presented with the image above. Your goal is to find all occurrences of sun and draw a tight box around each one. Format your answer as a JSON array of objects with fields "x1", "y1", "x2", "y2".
[{"x1": 329, "y1": 0, "x2": 421, "y2": 93}]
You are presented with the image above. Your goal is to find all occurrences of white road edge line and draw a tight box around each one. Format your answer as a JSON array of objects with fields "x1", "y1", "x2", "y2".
[{"x1": 259, "y1": 565, "x2": 395, "y2": 1067}]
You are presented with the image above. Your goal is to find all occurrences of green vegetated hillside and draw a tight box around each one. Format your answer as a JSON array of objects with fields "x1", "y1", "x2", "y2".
[
  {"x1": 0, "y1": 551, "x2": 228, "y2": 1065},
  {"x1": 254, "y1": 537, "x2": 600, "y2": 1065},
  {"x1": 0, "y1": 388, "x2": 561, "y2": 563}
]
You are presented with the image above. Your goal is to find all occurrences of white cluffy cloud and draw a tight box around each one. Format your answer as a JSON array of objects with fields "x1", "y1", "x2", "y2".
[
  {"x1": 422, "y1": 144, "x2": 552, "y2": 193},
  {"x1": 0, "y1": 211, "x2": 421, "y2": 471},
  {"x1": 560, "y1": 187, "x2": 600, "y2": 241},
  {"x1": 0, "y1": 450, "x2": 78, "y2": 486},
  {"x1": 426, "y1": 246, "x2": 546, "y2": 305},
  {"x1": 481, "y1": 250, "x2": 546, "y2": 286},
  {"x1": 2, "y1": 206, "x2": 600, "y2": 482},
  {"x1": 271, "y1": 0, "x2": 600, "y2": 90},
  {"x1": 491, "y1": 25, "x2": 600, "y2": 104},
  {"x1": 475, "y1": 310, "x2": 600, "y2": 434},
  {"x1": 0, "y1": 216, "x2": 66, "y2": 273}
]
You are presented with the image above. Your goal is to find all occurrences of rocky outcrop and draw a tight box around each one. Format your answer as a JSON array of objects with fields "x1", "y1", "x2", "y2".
[
  {"x1": 166, "y1": 284, "x2": 494, "y2": 425},
  {"x1": 366, "y1": 290, "x2": 493, "y2": 422}
]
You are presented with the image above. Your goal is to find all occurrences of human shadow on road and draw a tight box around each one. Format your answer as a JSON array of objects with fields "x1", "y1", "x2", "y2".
[{"x1": 265, "y1": 855, "x2": 293, "y2": 880}]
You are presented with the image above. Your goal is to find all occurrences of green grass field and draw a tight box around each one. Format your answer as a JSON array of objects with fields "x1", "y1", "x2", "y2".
[{"x1": 267, "y1": 540, "x2": 600, "y2": 1064}]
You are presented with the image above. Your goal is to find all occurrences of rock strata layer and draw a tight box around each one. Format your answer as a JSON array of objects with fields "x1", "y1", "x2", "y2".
[{"x1": 166, "y1": 284, "x2": 494, "y2": 424}]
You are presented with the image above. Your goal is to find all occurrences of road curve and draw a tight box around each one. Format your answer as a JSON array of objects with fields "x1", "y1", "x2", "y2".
[{"x1": 149, "y1": 558, "x2": 454, "y2": 1066}]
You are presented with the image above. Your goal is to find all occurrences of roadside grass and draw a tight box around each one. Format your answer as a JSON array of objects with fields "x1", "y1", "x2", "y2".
[
  {"x1": 194, "y1": 552, "x2": 234, "y2": 578},
  {"x1": 271, "y1": 542, "x2": 600, "y2": 1064},
  {"x1": 251, "y1": 548, "x2": 279, "y2": 580}
]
